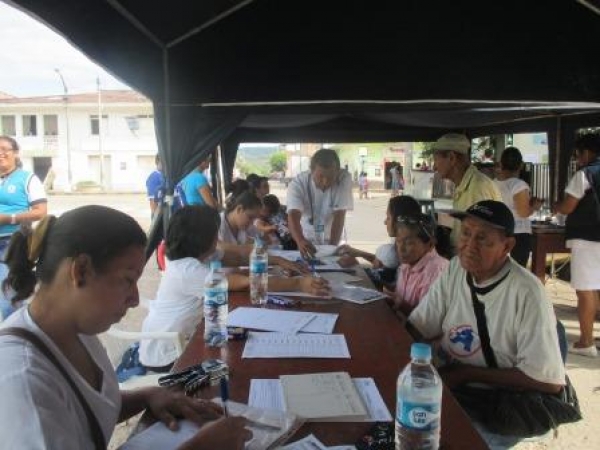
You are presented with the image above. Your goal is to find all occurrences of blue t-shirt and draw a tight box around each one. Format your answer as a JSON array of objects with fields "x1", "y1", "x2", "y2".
[
  {"x1": 145, "y1": 170, "x2": 164, "y2": 202},
  {"x1": 181, "y1": 170, "x2": 209, "y2": 205}
]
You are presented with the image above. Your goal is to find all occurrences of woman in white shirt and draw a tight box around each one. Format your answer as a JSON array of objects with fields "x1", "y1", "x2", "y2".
[
  {"x1": 495, "y1": 146, "x2": 543, "y2": 266},
  {"x1": 554, "y1": 133, "x2": 600, "y2": 357},
  {"x1": 0, "y1": 205, "x2": 250, "y2": 450},
  {"x1": 141, "y1": 206, "x2": 330, "y2": 368}
]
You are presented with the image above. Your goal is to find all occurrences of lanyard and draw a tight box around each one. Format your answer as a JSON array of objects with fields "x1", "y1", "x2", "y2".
[{"x1": 307, "y1": 174, "x2": 336, "y2": 226}]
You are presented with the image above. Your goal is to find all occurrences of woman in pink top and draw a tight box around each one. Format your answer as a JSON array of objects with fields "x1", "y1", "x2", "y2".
[{"x1": 385, "y1": 214, "x2": 449, "y2": 315}]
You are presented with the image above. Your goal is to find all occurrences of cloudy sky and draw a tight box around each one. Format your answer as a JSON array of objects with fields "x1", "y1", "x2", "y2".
[{"x1": 0, "y1": 1, "x2": 131, "y2": 97}]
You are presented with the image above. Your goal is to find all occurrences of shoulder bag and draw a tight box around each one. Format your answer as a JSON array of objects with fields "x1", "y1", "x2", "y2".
[{"x1": 453, "y1": 274, "x2": 582, "y2": 437}]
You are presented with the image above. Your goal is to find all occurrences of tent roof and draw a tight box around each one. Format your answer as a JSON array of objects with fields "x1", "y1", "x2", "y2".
[{"x1": 9, "y1": 0, "x2": 600, "y2": 115}]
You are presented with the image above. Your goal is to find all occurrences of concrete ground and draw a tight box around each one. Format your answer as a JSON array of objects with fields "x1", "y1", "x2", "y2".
[{"x1": 46, "y1": 186, "x2": 599, "y2": 449}]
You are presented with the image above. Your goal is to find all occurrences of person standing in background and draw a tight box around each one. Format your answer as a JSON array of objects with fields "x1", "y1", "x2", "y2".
[
  {"x1": 494, "y1": 147, "x2": 543, "y2": 266},
  {"x1": 180, "y1": 158, "x2": 218, "y2": 208},
  {"x1": 432, "y1": 133, "x2": 501, "y2": 251},
  {"x1": 0, "y1": 136, "x2": 48, "y2": 319},
  {"x1": 0, "y1": 136, "x2": 48, "y2": 318},
  {"x1": 389, "y1": 163, "x2": 402, "y2": 196},
  {"x1": 145, "y1": 154, "x2": 164, "y2": 218},
  {"x1": 554, "y1": 132, "x2": 600, "y2": 357},
  {"x1": 358, "y1": 172, "x2": 369, "y2": 199}
]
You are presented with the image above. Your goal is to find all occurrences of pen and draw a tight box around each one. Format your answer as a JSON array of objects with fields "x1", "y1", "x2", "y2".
[{"x1": 219, "y1": 376, "x2": 229, "y2": 417}]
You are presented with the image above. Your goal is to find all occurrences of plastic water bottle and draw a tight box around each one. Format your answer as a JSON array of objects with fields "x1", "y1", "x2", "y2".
[
  {"x1": 250, "y1": 236, "x2": 268, "y2": 305},
  {"x1": 203, "y1": 260, "x2": 229, "y2": 347},
  {"x1": 314, "y1": 222, "x2": 326, "y2": 245},
  {"x1": 395, "y1": 343, "x2": 442, "y2": 450}
]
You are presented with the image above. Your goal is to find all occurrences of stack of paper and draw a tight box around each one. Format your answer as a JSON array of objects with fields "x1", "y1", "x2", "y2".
[
  {"x1": 280, "y1": 372, "x2": 368, "y2": 421},
  {"x1": 227, "y1": 307, "x2": 338, "y2": 334}
]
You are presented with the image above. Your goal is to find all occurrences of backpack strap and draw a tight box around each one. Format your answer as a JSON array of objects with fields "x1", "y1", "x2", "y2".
[{"x1": 0, "y1": 327, "x2": 107, "y2": 450}]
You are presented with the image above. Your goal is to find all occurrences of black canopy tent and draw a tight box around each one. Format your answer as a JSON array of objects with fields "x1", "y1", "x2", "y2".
[{"x1": 7, "y1": 0, "x2": 600, "y2": 254}]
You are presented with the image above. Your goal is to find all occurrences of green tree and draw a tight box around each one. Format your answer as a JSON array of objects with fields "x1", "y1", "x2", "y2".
[{"x1": 269, "y1": 151, "x2": 287, "y2": 173}]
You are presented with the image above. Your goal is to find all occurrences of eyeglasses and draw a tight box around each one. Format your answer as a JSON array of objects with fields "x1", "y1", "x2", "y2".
[{"x1": 396, "y1": 215, "x2": 434, "y2": 241}]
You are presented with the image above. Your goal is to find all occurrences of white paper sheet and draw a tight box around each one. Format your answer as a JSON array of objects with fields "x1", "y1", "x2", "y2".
[
  {"x1": 227, "y1": 307, "x2": 338, "y2": 334},
  {"x1": 249, "y1": 379, "x2": 285, "y2": 411},
  {"x1": 242, "y1": 332, "x2": 350, "y2": 358},
  {"x1": 330, "y1": 284, "x2": 387, "y2": 304},
  {"x1": 248, "y1": 378, "x2": 392, "y2": 422},
  {"x1": 319, "y1": 272, "x2": 362, "y2": 284}
]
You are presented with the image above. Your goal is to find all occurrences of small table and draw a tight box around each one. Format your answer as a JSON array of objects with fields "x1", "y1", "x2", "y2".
[{"x1": 531, "y1": 224, "x2": 569, "y2": 284}]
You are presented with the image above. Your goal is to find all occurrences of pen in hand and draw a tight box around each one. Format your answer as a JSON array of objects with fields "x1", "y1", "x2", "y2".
[{"x1": 219, "y1": 376, "x2": 229, "y2": 417}]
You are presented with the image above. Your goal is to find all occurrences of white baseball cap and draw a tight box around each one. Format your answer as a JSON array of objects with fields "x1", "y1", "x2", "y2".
[{"x1": 432, "y1": 133, "x2": 471, "y2": 155}]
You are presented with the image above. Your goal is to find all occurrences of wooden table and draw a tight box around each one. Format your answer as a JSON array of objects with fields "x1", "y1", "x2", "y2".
[
  {"x1": 531, "y1": 224, "x2": 569, "y2": 284},
  {"x1": 171, "y1": 286, "x2": 487, "y2": 448}
]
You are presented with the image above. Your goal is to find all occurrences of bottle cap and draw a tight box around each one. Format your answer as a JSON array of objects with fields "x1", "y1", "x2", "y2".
[
  {"x1": 410, "y1": 343, "x2": 432, "y2": 360},
  {"x1": 209, "y1": 260, "x2": 222, "y2": 270}
]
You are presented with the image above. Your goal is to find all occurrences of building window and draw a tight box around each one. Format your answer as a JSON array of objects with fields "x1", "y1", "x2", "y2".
[
  {"x1": 43, "y1": 115, "x2": 58, "y2": 136},
  {"x1": 375, "y1": 168, "x2": 381, "y2": 177},
  {"x1": 120, "y1": 162, "x2": 127, "y2": 170},
  {"x1": 0, "y1": 116, "x2": 16, "y2": 136},
  {"x1": 22, "y1": 115, "x2": 38, "y2": 136},
  {"x1": 90, "y1": 115, "x2": 108, "y2": 135}
]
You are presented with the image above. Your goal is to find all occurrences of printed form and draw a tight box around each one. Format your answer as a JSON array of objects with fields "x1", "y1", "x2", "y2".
[{"x1": 242, "y1": 332, "x2": 350, "y2": 358}]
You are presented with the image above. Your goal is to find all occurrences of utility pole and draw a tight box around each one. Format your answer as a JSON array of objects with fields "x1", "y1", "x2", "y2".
[
  {"x1": 97, "y1": 76, "x2": 104, "y2": 191},
  {"x1": 54, "y1": 69, "x2": 72, "y2": 192}
]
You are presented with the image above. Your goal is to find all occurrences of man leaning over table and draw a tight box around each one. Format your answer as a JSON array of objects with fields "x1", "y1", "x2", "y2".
[
  {"x1": 408, "y1": 200, "x2": 565, "y2": 445},
  {"x1": 432, "y1": 133, "x2": 500, "y2": 253},
  {"x1": 286, "y1": 148, "x2": 353, "y2": 258}
]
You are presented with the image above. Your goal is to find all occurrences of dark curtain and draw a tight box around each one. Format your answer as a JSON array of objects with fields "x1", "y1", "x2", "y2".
[{"x1": 145, "y1": 107, "x2": 246, "y2": 259}]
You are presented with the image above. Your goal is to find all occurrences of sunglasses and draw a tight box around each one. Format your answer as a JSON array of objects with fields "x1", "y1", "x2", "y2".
[{"x1": 396, "y1": 215, "x2": 434, "y2": 241}]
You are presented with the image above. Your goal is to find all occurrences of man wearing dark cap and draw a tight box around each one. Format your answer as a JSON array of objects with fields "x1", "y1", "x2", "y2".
[{"x1": 409, "y1": 200, "x2": 565, "y2": 405}]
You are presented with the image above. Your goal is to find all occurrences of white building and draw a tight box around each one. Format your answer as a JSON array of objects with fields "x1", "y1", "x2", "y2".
[{"x1": 0, "y1": 90, "x2": 158, "y2": 192}]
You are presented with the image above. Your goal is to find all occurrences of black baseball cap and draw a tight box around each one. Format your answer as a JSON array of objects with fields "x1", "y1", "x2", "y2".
[{"x1": 450, "y1": 200, "x2": 515, "y2": 236}]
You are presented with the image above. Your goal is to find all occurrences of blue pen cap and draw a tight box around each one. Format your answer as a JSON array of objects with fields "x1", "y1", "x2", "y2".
[{"x1": 410, "y1": 343, "x2": 432, "y2": 360}]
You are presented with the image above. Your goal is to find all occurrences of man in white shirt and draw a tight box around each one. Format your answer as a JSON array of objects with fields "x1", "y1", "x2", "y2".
[
  {"x1": 287, "y1": 148, "x2": 353, "y2": 258},
  {"x1": 409, "y1": 200, "x2": 565, "y2": 393}
]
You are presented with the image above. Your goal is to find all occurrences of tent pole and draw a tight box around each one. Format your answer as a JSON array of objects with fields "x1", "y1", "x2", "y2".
[
  {"x1": 167, "y1": 0, "x2": 257, "y2": 48},
  {"x1": 216, "y1": 145, "x2": 227, "y2": 207},
  {"x1": 162, "y1": 47, "x2": 173, "y2": 228},
  {"x1": 105, "y1": 0, "x2": 164, "y2": 47},
  {"x1": 552, "y1": 116, "x2": 562, "y2": 204}
]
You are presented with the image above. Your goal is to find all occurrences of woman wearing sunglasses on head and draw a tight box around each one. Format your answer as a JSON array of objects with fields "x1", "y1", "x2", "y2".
[{"x1": 384, "y1": 214, "x2": 449, "y2": 316}]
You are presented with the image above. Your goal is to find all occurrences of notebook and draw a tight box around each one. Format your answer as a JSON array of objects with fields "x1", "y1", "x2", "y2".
[{"x1": 280, "y1": 372, "x2": 368, "y2": 421}]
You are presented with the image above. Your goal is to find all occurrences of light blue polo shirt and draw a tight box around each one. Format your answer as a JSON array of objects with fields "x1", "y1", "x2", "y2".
[{"x1": 0, "y1": 169, "x2": 47, "y2": 237}]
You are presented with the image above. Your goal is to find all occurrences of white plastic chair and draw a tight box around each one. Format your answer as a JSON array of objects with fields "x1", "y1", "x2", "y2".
[{"x1": 101, "y1": 326, "x2": 185, "y2": 390}]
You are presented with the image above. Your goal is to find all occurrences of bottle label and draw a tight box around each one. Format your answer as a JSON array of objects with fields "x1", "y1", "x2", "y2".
[
  {"x1": 397, "y1": 399, "x2": 439, "y2": 431},
  {"x1": 251, "y1": 260, "x2": 267, "y2": 274},
  {"x1": 204, "y1": 287, "x2": 227, "y2": 306}
]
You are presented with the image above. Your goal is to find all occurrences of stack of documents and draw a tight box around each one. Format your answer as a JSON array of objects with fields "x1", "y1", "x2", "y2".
[
  {"x1": 227, "y1": 307, "x2": 338, "y2": 334},
  {"x1": 249, "y1": 373, "x2": 392, "y2": 422},
  {"x1": 330, "y1": 284, "x2": 387, "y2": 304}
]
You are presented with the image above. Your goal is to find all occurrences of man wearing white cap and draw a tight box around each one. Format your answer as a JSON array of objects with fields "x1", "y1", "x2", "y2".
[{"x1": 432, "y1": 133, "x2": 500, "y2": 249}]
